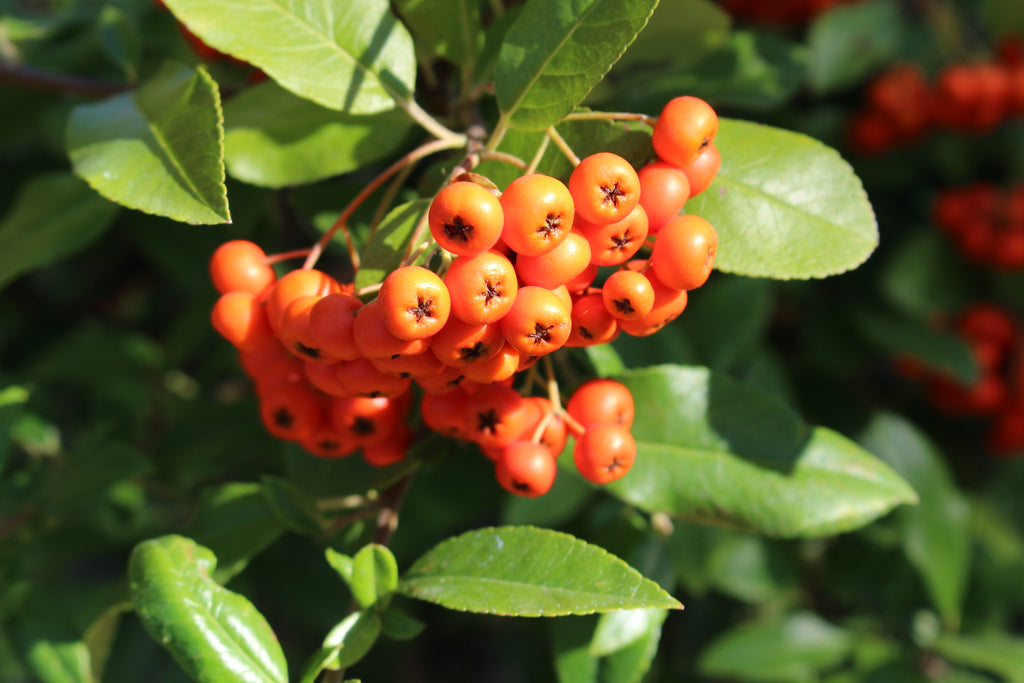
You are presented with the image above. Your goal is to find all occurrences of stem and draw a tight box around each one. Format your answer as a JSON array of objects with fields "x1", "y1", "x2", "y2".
[
  {"x1": 354, "y1": 282, "x2": 383, "y2": 298},
  {"x1": 373, "y1": 473, "x2": 415, "y2": 546},
  {"x1": 563, "y1": 110, "x2": 657, "y2": 127},
  {"x1": 484, "y1": 112, "x2": 511, "y2": 152},
  {"x1": 546, "y1": 126, "x2": 580, "y2": 166},
  {"x1": 264, "y1": 248, "x2": 313, "y2": 265},
  {"x1": 525, "y1": 135, "x2": 551, "y2": 175},
  {"x1": 303, "y1": 136, "x2": 466, "y2": 271},
  {"x1": 0, "y1": 61, "x2": 131, "y2": 97},
  {"x1": 399, "y1": 97, "x2": 465, "y2": 142},
  {"x1": 368, "y1": 163, "x2": 415, "y2": 242},
  {"x1": 478, "y1": 150, "x2": 528, "y2": 170},
  {"x1": 399, "y1": 210, "x2": 433, "y2": 267},
  {"x1": 530, "y1": 409, "x2": 557, "y2": 444}
]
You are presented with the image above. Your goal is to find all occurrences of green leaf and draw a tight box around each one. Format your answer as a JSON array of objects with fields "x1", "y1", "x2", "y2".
[
  {"x1": 323, "y1": 611, "x2": 382, "y2": 669},
  {"x1": 880, "y1": 230, "x2": 970, "y2": 320},
  {"x1": 183, "y1": 482, "x2": 286, "y2": 583},
  {"x1": 394, "y1": 0, "x2": 484, "y2": 66},
  {"x1": 932, "y1": 632, "x2": 1024, "y2": 683},
  {"x1": 325, "y1": 548, "x2": 356, "y2": 585},
  {"x1": 553, "y1": 616, "x2": 600, "y2": 683},
  {"x1": 589, "y1": 608, "x2": 665, "y2": 657},
  {"x1": 859, "y1": 414, "x2": 971, "y2": 628},
  {"x1": 610, "y1": 0, "x2": 730, "y2": 71},
  {"x1": 399, "y1": 526, "x2": 681, "y2": 616},
  {"x1": 350, "y1": 544, "x2": 399, "y2": 610},
  {"x1": 495, "y1": 0, "x2": 659, "y2": 130},
  {"x1": 0, "y1": 173, "x2": 119, "y2": 292},
  {"x1": 852, "y1": 309, "x2": 978, "y2": 385},
  {"x1": 162, "y1": 0, "x2": 416, "y2": 114},
  {"x1": 19, "y1": 637, "x2": 93, "y2": 683},
  {"x1": 379, "y1": 604, "x2": 425, "y2": 641},
  {"x1": 699, "y1": 612, "x2": 854, "y2": 682},
  {"x1": 129, "y1": 535, "x2": 288, "y2": 683},
  {"x1": 223, "y1": 81, "x2": 412, "y2": 188},
  {"x1": 261, "y1": 475, "x2": 327, "y2": 535},
  {"x1": 96, "y1": 5, "x2": 141, "y2": 81},
  {"x1": 598, "y1": 611, "x2": 664, "y2": 683},
  {"x1": 298, "y1": 646, "x2": 342, "y2": 683},
  {"x1": 605, "y1": 365, "x2": 918, "y2": 537},
  {"x1": 706, "y1": 532, "x2": 798, "y2": 604},
  {"x1": 67, "y1": 62, "x2": 230, "y2": 225},
  {"x1": 806, "y1": 0, "x2": 904, "y2": 94},
  {"x1": 688, "y1": 118, "x2": 878, "y2": 279},
  {"x1": 353, "y1": 199, "x2": 430, "y2": 293}
]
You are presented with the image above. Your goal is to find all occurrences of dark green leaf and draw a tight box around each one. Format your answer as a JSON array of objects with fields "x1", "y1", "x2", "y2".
[
  {"x1": 324, "y1": 611, "x2": 382, "y2": 669},
  {"x1": 129, "y1": 535, "x2": 288, "y2": 683},
  {"x1": 688, "y1": 118, "x2": 878, "y2": 279},
  {"x1": 677, "y1": 275, "x2": 774, "y2": 371},
  {"x1": 0, "y1": 173, "x2": 119, "y2": 292},
  {"x1": 261, "y1": 475, "x2": 327, "y2": 535},
  {"x1": 162, "y1": 0, "x2": 416, "y2": 114},
  {"x1": 394, "y1": 0, "x2": 484, "y2": 66},
  {"x1": 184, "y1": 482, "x2": 286, "y2": 582},
  {"x1": 552, "y1": 616, "x2": 600, "y2": 683},
  {"x1": 880, "y1": 230, "x2": 970, "y2": 320},
  {"x1": 605, "y1": 365, "x2": 918, "y2": 537},
  {"x1": 67, "y1": 62, "x2": 230, "y2": 225},
  {"x1": 399, "y1": 526, "x2": 681, "y2": 616},
  {"x1": 379, "y1": 604, "x2": 425, "y2": 641},
  {"x1": 609, "y1": 0, "x2": 730, "y2": 72},
  {"x1": 706, "y1": 532, "x2": 798, "y2": 604},
  {"x1": 96, "y1": 5, "x2": 141, "y2": 80},
  {"x1": 699, "y1": 612, "x2": 853, "y2": 682},
  {"x1": 495, "y1": 0, "x2": 659, "y2": 130},
  {"x1": 852, "y1": 309, "x2": 978, "y2": 385},
  {"x1": 223, "y1": 81, "x2": 412, "y2": 188},
  {"x1": 350, "y1": 544, "x2": 399, "y2": 610},
  {"x1": 806, "y1": 0, "x2": 904, "y2": 94},
  {"x1": 860, "y1": 414, "x2": 971, "y2": 628},
  {"x1": 932, "y1": 632, "x2": 1024, "y2": 683},
  {"x1": 353, "y1": 199, "x2": 430, "y2": 293}
]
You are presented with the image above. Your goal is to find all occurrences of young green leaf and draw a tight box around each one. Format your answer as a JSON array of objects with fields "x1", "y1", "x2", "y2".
[
  {"x1": 353, "y1": 199, "x2": 431, "y2": 293},
  {"x1": 129, "y1": 535, "x2": 288, "y2": 683},
  {"x1": 223, "y1": 81, "x2": 412, "y2": 188},
  {"x1": 860, "y1": 413, "x2": 971, "y2": 628},
  {"x1": 399, "y1": 526, "x2": 681, "y2": 616},
  {"x1": 323, "y1": 611, "x2": 383, "y2": 669},
  {"x1": 162, "y1": 0, "x2": 415, "y2": 114},
  {"x1": 298, "y1": 646, "x2": 342, "y2": 683},
  {"x1": 67, "y1": 62, "x2": 230, "y2": 225},
  {"x1": 589, "y1": 608, "x2": 666, "y2": 657},
  {"x1": 495, "y1": 0, "x2": 659, "y2": 130},
  {"x1": 0, "y1": 173, "x2": 119, "y2": 292},
  {"x1": 350, "y1": 544, "x2": 400, "y2": 610},
  {"x1": 380, "y1": 604, "x2": 425, "y2": 641},
  {"x1": 604, "y1": 365, "x2": 918, "y2": 537},
  {"x1": 699, "y1": 612, "x2": 853, "y2": 682},
  {"x1": 687, "y1": 118, "x2": 878, "y2": 279},
  {"x1": 325, "y1": 548, "x2": 356, "y2": 585}
]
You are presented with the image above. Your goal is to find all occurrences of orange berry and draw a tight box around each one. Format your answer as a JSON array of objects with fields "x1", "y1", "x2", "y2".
[
  {"x1": 378, "y1": 265, "x2": 451, "y2": 340},
  {"x1": 652, "y1": 96, "x2": 719, "y2": 167},
  {"x1": 566, "y1": 293, "x2": 619, "y2": 347},
  {"x1": 209, "y1": 240, "x2": 276, "y2": 295},
  {"x1": 567, "y1": 152, "x2": 640, "y2": 226},
  {"x1": 573, "y1": 422, "x2": 636, "y2": 484},
  {"x1": 601, "y1": 270, "x2": 655, "y2": 321},
  {"x1": 636, "y1": 161, "x2": 689, "y2": 233},
  {"x1": 495, "y1": 441, "x2": 557, "y2": 497},
  {"x1": 428, "y1": 181, "x2": 504, "y2": 256},
  {"x1": 265, "y1": 269, "x2": 341, "y2": 333},
  {"x1": 309, "y1": 293, "x2": 363, "y2": 362},
  {"x1": 500, "y1": 286, "x2": 572, "y2": 356},
  {"x1": 567, "y1": 379, "x2": 635, "y2": 429},
  {"x1": 211, "y1": 290, "x2": 276, "y2": 352},
  {"x1": 499, "y1": 173, "x2": 574, "y2": 256},
  {"x1": 577, "y1": 204, "x2": 649, "y2": 266},
  {"x1": 444, "y1": 250, "x2": 519, "y2": 324},
  {"x1": 650, "y1": 214, "x2": 717, "y2": 290},
  {"x1": 515, "y1": 231, "x2": 592, "y2": 290},
  {"x1": 430, "y1": 317, "x2": 505, "y2": 367}
]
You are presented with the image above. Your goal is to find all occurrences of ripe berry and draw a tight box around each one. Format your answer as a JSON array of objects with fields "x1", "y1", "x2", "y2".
[
  {"x1": 636, "y1": 161, "x2": 690, "y2": 233},
  {"x1": 211, "y1": 290, "x2": 276, "y2": 352},
  {"x1": 464, "y1": 384, "x2": 533, "y2": 450},
  {"x1": 652, "y1": 96, "x2": 719, "y2": 167},
  {"x1": 209, "y1": 240, "x2": 276, "y2": 295},
  {"x1": 378, "y1": 265, "x2": 451, "y2": 340},
  {"x1": 602, "y1": 270, "x2": 655, "y2": 321},
  {"x1": 567, "y1": 379, "x2": 635, "y2": 428},
  {"x1": 677, "y1": 142, "x2": 721, "y2": 198},
  {"x1": 499, "y1": 173, "x2": 574, "y2": 256},
  {"x1": 279, "y1": 295, "x2": 338, "y2": 363},
  {"x1": 428, "y1": 181, "x2": 504, "y2": 256},
  {"x1": 577, "y1": 204, "x2": 649, "y2": 266},
  {"x1": 265, "y1": 269, "x2": 341, "y2": 333},
  {"x1": 566, "y1": 293, "x2": 620, "y2": 347},
  {"x1": 309, "y1": 293, "x2": 363, "y2": 362},
  {"x1": 500, "y1": 286, "x2": 572, "y2": 356},
  {"x1": 567, "y1": 152, "x2": 640, "y2": 226},
  {"x1": 444, "y1": 250, "x2": 519, "y2": 324},
  {"x1": 515, "y1": 231, "x2": 592, "y2": 290},
  {"x1": 430, "y1": 316, "x2": 505, "y2": 367},
  {"x1": 650, "y1": 214, "x2": 718, "y2": 291},
  {"x1": 259, "y1": 382, "x2": 325, "y2": 441},
  {"x1": 573, "y1": 422, "x2": 636, "y2": 484},
  {"x1": 495, "y1": 441, "x2": 557, "y2": 497}
]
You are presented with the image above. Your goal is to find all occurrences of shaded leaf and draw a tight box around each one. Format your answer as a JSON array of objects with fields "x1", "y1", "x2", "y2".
[
  {"x1": 380, "y1": 604, "x2": 425, "y2": 641},
  {"x1": 323, "y1": 611, "x2": 382, "y2": 669},
  {"x1": 67, "y1": 62, "x2": 230, "y2": 224},
  {"x1": 860, "y1": 414, "x2": 971, "y2": 627},
  {"x1": 223, "y1": 81, "x2": 412, "y2": 188},
  {"x1": 394, "y1": 0, "x2": 484, "y2": 66},
  {"x1": 700, "y1": 612, "x2": 853, "y2": 682},
  {"x1": 261, "y1": 475, "x2": 326, "y2": 535},
  {"x1": 0, "y1": 173, "x2": 119, "y2": 292},
  {"x1": 605, "y1": 365, "x2": 917, "y2": 537},
  {"x1": 129, "y1": 535, "x2": 288, "y2": 683},
  {"x1": 163, "y1": 0, "x2": 415, "y2": 114},
  {"x1": 688, "y1": 118, "x2": 878, "y2": 279},
  {"x1": 932, "y1": 632, "x2": 1024, "y2": 683},
  {"x1": 399, "y1": 526, "x2": 681, "y2": 616},
  {"x1": 353, "y1": 199, "x2": 430, "y2": 293},
  {"x1": 496, "y1": 0, "x2": 658, "y2": 130},
  {"x1": 806, "y1": 0, "x2": 904, "y2": 94}
]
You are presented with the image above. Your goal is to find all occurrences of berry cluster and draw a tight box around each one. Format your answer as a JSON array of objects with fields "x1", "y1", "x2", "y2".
[
  {"x1": 848, "y1": 57, "x2": 1024, "y2": 155},
  {"x1": 209, "y1": 95, "x2": 722, "y2": 496},
  {"x1": 933, "y1": 183, "x2": 1024, "y2": 269},
  {"x1": 719, "y1": 0, "x2": 861, "y2": 24},
  {"x1": 897, "y1": 304, "x2": 1024, "y2": 456}
]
